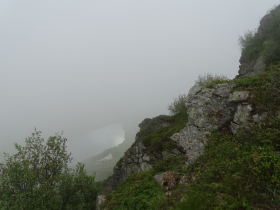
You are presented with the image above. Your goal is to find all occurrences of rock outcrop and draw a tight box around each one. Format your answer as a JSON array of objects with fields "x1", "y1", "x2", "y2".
[
  {"x1": 238, "y1": 55, "x2": 266, "y2": 78},
  {"x1": 96, "y1": 195, "x2": 105, "y2": 210},
  {"x1": 99, "y1": 6, "x2": 279, "y2": 209},
  {"x1": 111, "y1": 115, "x2": 186, "y2": 189},
  {"x1": 237, "y1": 5, "x2": 280, "y2": 78},
  {"x1": 109, "y1": 81, "x2": 265, "y2": 189},
  {"x1": 172, "y1": 84, "x2": 250, "y2": 162}
]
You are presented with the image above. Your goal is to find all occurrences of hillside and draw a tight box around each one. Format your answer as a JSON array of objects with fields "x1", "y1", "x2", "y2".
[
  {"x1": 81, "y1": 136, "x2": 134, "y2": 181},
  {"x1": 98, "y1": 5, "x2": 280, "y2": 210}
]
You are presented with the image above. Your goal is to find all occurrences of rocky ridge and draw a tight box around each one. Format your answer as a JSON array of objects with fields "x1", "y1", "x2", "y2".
[
  {"x1": 238, "y1": 5, "x2": 280, "y2": 78},
  {"x1": 97, "y1": 6, "x2": 280, "y2": 209},
  {"x1": 108, "y1": 81, "x2": 267, "y2": 191}
]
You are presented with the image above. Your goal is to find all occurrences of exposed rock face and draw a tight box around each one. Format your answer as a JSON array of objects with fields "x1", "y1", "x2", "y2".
[
  {"x1": 173, "y1": 83, "x2": 238, "y2": 162},
  {"x1": 238, "y1": 55, "x2": 266, "y2": 78},
  {"x1": 109, "y1": 82, "x2": 265, "y2": 189},
  {"x1": 112, "y1": 142, "x2": 152, "y2": 189},
  {"x1": 111, "y1": 116, "x2": 186, "y2": 189},
  {"x1": 230, "y1": 103, "x2": 253, "y2": 134},
  {"x1": 228, "y1": 91, "x2": 250, "y2": 102},
  {"x1": 253, "y1": 112, "x2": 268, "y2": 123},
  {"x1": 96, "y1": 195, "x2": 105, "y2": 210}
]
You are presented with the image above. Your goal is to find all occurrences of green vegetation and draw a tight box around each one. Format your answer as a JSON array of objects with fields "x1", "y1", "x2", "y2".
[
  {"x1": 102, "y1": 63, "x2": 280, "y2": 209},
  {"x1": 239, "y1": 6, "x2": 280, "y2": 65},
  {"x1": 102, "y1": 171, "x2": 165, "y2": 210},
  {"x1": 238, "y1": 30, "x2": 263, "y2": 62},
  {"x1": 0, "y1": 130, "x2": 99, "y2": 210},
  {"x1": 102, "y1": 6, "x2": 280, "y2": 210},
  {"x1": 102, "y1": 156, "x2": 187, "y2": 210},
  {"x1": 179, "y1": 120, "x2": 280, "y2": 209},
  {"x1": 233, "y1": 63, "x2": 280, "y2": 113},
  {"x1": 195, "y1": 73, "x2": 229, "y2": 88},
  {"x1": 153, "y1": 156, "x2": 187, "y2": 174},
  {"x1": 138, "y1": 111, "x2": 188, "y2": 152},
  {"x1": 168, "y1": 94, "x2": 188, "y2": 115}
]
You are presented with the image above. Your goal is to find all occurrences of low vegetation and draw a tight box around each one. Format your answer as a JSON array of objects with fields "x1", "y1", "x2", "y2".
[
  {"x1": 195, "y1": 73, "x2": 229, "y2": 88},
  {"x1": 138, "y1": 111, "x2": 188, "y2": 153},
  {"x1": 168, "y1": 94, "x2": 188, "y2": 115},
  {"x1": 102, "y1": 156, "x2": 187, "y2": 210},
  {"x1": 102, "y1": 63, "x2": 280, "y2": 209}
]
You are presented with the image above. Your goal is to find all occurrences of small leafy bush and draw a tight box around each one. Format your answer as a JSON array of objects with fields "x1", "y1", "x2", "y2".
[
  {"x1": 195, "y1": 73, "x2": 229, "y2": 88},
  {"x1": 238, "y1": 30, "x2": 263, "y2": 61},
  {"x1": 168, "y1": 94, "x2": 188, "y2": 115}
]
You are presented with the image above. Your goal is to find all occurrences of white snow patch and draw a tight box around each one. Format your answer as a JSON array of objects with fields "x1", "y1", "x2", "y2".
[{"x1": 100, "y1": 153, "x2": 113, "y2": 161}]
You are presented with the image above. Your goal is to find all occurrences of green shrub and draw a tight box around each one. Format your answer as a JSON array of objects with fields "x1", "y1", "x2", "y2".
[
  {"x1": 168, "y1": 94, "x2": 188, "y2": 115},
  {"x1": 238, "y1": 30, "x2": 263, "y2": 61},
  {"x1": 195, "y1": 73, "x2": 229, "y2": 88}
]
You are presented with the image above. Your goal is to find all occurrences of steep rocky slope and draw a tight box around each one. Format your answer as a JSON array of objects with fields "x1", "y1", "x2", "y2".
[
  {"x1": 238, "y1": 5, "x2": 280, "y2": 77},
  {"x1": 110, "y1": 82, "x2": 258, "y2": 190},
  {"x1": 98, "y1": 5, "x2": 280, "y2": 210}
]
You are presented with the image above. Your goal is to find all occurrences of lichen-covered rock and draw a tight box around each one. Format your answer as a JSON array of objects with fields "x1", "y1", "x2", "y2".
[
  {"x1": 154, "y1": 173, "x2": 165, "y2": 185},
  {"x1": 178, "y1": 83, "x2": 237, "y2": 162},
  {"x1": 230, "y1": 122, "x2": 241, "y2": 135},
  {"x1": 229, "y1": 91, "x2": 250, "y2": 102},
  {"x1": 112, "y1": 142, "x2": 151, "y2": 189},
  {"x1": 233, "y1": 104, "x2": 253, "y2": 124},
  {"x1": 108, "y1": 82, "x2": 263, "y2": 190},
  {"x1": 253, "y1": 112, "x2": 268, "y2": 123},
  {"x1": 185, "y1": 84, "x2": 202, "y2": 104},
  {"x1": 230, "y1": 103, "x2": 253, "y2": 134},
  {"x1": 96, "y1": 195, "x2": 106, "y2": 210}
]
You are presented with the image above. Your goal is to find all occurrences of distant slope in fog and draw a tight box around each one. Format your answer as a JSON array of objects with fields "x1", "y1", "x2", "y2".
[
  {"x1": 81, "y1": 136, "x2": 134, "y2": 181},
  {"x1": 67, "y1": 124, "x2": 125, "y2": 164},
  {"x1": 81, "y1": 122, "x2": 139, "y2": 181}
]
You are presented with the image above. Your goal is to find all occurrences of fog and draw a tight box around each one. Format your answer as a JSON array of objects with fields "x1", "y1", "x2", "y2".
[
  {"x1": 1, "y1": 1, "x2": 279, "y2": 160},
  {"x1": 67, "y1": 124, "x2": 124, "y2": 164}
]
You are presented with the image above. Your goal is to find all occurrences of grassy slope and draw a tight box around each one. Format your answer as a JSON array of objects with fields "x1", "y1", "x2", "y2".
[{"x1": 102, "y1": 64, "x2": 280, "y2": 210}]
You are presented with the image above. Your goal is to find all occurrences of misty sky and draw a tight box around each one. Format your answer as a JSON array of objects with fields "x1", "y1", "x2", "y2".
[{"x1": 1, "y1": 1, "x2": 279, "y2": 157}]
